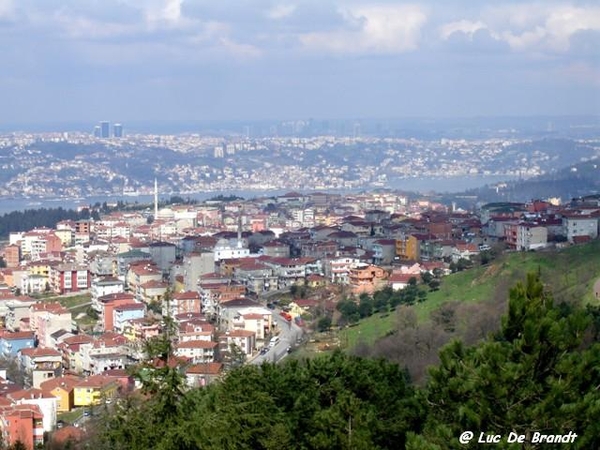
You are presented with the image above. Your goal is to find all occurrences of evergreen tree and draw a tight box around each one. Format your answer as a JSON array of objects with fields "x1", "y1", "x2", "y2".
[{"x1": 413, "y1": 273, "x2": 600, "y2": 449}]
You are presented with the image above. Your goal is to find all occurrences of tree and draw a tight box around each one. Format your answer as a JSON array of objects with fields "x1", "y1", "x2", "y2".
[
  {"x1": 337, "y1": 300, "x2": 360, "y2": 324},
  {"x1": 373, "y1": 287, "x2": 393, "y2": 312},
  {"x1": 412, "y1": 273, "x2": 600, "y2": 448},
  {"x1": 358, "y1": 296, "x2": 374, "y2": 318},
  {"x1": 421, "y1": 271, "x2": 433, "y2": 285},
  {"x1": 228, "y1": 343, "x2": 247, "y2": 368},
  {"x1": 428, "y1": 279, "x2": 441, "y2": 292},
  {"x1": 317, "y1": 316, "x2": 332, "y2": 332}
]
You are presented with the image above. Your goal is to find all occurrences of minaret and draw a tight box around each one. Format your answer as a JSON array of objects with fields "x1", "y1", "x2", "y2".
[
  {"x1": 154, "y1": 178, "x2": 158, "y2": 220},
  {"x1": 237, "y1": 205, "x2": 243, "y2": 249}
]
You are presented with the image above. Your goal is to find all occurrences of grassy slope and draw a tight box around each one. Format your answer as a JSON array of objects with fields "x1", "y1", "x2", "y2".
[{"x1": 341, "y1": 240, "x2": 600, "y2": 348}]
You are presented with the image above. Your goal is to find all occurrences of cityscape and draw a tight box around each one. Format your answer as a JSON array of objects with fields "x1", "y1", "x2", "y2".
[
  {"x1": 0, "y1": 0, "x2": 599, "y2": 448},
  {"x1": 1, "y1": 119, "x2": 599, "y2": 203}
]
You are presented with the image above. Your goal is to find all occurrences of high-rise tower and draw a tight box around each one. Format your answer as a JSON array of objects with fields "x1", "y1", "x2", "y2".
[{"x1": 100, "y1": 121, "x2": 110, "y2": 139}]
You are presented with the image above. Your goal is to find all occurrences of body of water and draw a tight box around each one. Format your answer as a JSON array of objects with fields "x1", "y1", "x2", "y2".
[{"x1": 0, "y1": 175, "x2": 515, "y2": 215}]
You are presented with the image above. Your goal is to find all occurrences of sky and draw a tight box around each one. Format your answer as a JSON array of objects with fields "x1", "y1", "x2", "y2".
[{"x1": 0, "y1": 0, "x2": 599, "y2": 125}]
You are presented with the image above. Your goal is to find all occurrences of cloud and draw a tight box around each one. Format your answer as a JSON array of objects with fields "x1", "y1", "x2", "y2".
[
  {"x1": 569, "y1": 29, "x2": 600, "y2": 56},
  {"x1": 143, "y1": 0, "x2": 188, "y2": 29},
  {"x1": 299, "y1": 4, "x2": 428, "y2": 54},
  {"x1": 0, "y1": 0, "x2": 15, "y2": 20},
  {"x1": 216, "y1": 37, "x2": 263, "y2": 59},
  {"x1": 266, "y1": 4, "x2": 296, "y2": 20},
  {"x1": 439, "y1": 19, "x2": 487, "y2": 40},
  {"x1": 482, "y1": 3, "x2": 600, "y2": 53}
]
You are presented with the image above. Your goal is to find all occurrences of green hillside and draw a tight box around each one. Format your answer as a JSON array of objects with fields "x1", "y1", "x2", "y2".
[{"x1": 342, "y1": 240, "x2": 600, "y2": 348}]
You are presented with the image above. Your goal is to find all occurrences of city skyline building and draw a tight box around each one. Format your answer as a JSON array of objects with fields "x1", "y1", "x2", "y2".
[
  {"x1": 113, "y1": 123, "x2": 123, "y2": 138},
  {"x1": 100, "y1": 121, "x2": 110, "y2": 139}
]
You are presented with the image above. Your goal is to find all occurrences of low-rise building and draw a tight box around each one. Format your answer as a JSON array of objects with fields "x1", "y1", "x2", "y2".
[
  {"x1": 39, "y1": 375, "x2": 80, "y2": 412},
  {"x1": 0, "y1": 403, "x2": 44, "y2": 449},
  {"x1": 185, "y1": 362, "x2": 223, "y2": 388},
  {"x1": 7, "y1": 388, "x2": 58, "y2": 433},
  {"x1": 175, "y1": 340, "x2": 218, "y2": 363},
  {"x1": 0, "y1": 331, "x2": 35, "y2": 358},
  {"x1": 348, "y1": 264, "x2": 388, "y2": 295},
  {"x1": 73, "y1": 374, "x2": 119, "y2": 407}
]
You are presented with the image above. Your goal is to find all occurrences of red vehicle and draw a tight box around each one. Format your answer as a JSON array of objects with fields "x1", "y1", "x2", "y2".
[{"x1": 280, "y1": 311, "x2": 292, "y2": 322}]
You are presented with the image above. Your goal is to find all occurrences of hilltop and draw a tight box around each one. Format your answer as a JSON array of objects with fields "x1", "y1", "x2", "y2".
[{"x1": 466, "y1": 158, "x2": 600, "y2": 203}]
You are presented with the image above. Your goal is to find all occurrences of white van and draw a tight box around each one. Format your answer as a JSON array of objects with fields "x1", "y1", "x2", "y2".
[{"x1": 269, "y1": 336, "x2": 280, "y2": 348}]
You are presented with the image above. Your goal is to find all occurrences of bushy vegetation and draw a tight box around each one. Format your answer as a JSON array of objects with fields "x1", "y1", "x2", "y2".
[
  {"x1": 0, "y1": 207, "x2": 93, "y2": 238},
  {"x1": 336, "y1": 278, "x2": 434, "y2": 326},
  {"x1": 73, "y1": 273, "x2": 600, "y2": 449}
]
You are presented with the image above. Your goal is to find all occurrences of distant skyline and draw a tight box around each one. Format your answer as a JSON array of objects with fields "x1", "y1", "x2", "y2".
[{"x1": 1, "y1": 0, "x2": 599, "y2": 124}]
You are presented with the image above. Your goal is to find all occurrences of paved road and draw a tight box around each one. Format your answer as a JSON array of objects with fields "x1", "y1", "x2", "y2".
[{"x1": 250, "y1": 311, "x2": 304, "y2": 365}]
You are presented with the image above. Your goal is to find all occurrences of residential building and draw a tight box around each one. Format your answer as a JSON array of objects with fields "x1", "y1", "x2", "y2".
[
  {"x1": 73, "y1": 374, "x2": 119, "y2": 406},
  {"x1": 179, "y1": 252, "x2": 215, "y2": 291},
  {"x1": 395, "y1": 235, "x2": 420, "y2": 261},
  {"x1": 112, "y1": 303, "x2": 146, "y2": 333},
  {"x1": 388, "y1": 272, "x2": 419, "y2": 291},
  {"x1": 91, "y1": 276, "x2": 124, "y2": 311},
  {"x1": 185, "y1": 362, "x2": 223, "y2": 388},
  {"x1": 49, "y1": 264, "x2": 90, "y2": 294},
  {"x1": 116, "y1": 249, "x2": 152, "y2": 279},
  {"x1": 3, "y1": 245, "x2": 21, "y2": 268},
  {"x1": 348, "y1": 264, "x2": 388, "y2": 295},
  {"x1": 217, "y1": 298, "x2": 272, "y2": 338},
  {"x1": 5, "y1": 298, "x2": 37, "y2": 332},
  {"x1": 39, "y1": 375, "x2": 80, "y2": 412},
  {"x1": 126, "y1": 263, "x2": 163, "y2": 302},
  {"x1": 122, "y1": 318, "x2": 161, "y2": 342},
  {"x1": 29, "y1": 302, "x2": 72, "y2": 348},
  {"x1": 220, "y1": 329, "x2": 255, "y2": 356},
  {"x1": 372, "y1": 239, "x2": 397, "y2": 265},
  {"x1": 18, "y1": 347, "x2": 63, "y2": 389},
  {"x1": 96, "y1": 292, "x2": 137, "y2": 331},
  {"x1": 0, "y1": 403, "x2": 44, "y2": 449},
  {"x1": 163, "y1": 291, "x2": 201, "y2": 317},
  {"x1": 0, "y1": 331, "x2": 35, "y2": 358},
  {"x1": 8, "y1": 388, "x2": 58, "y2": 433},
  {"x1": 505, "y1": 223, "x2": 549, "y2": 251},
  {"x1": 59, "y1": 335, "x2": 95, "y2": 373},
  {"x1": 562, "y1": 212, "x2": 599, "y2": 243},
  {"x1": 175, "y1": 340, "x2": 217, "y2": 363}
]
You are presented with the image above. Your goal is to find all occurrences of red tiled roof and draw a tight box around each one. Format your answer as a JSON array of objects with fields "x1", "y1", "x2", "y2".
[
  {"x1": 19, "y1": 347, "x2": 61, "y2": 358},
  {"x1": 173, "y1": 291, "x2": 200, "y2": 300},
  {"x1": 40, "y1": 375, "x2": 81, "y2": 392},
  {"x1": 177, "y1": 340, "x2": 218, "y2": 349},
  {"x1": 186, "y1": 362, "x2": 223, "y2": 375}
]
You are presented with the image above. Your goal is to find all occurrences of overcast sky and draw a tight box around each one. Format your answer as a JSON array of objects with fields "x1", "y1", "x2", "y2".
[{"x1": 0, "y1": 0, "x2": 599, "y2": 125}]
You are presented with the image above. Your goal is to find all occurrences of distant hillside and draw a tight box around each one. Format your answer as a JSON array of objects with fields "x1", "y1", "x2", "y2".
[{"x1": 466, "y1": 158, "x2": 600, "y2": 202}]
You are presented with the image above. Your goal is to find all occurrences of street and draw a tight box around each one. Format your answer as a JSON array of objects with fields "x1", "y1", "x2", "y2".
[{"x1": 250, "y1": 311, "x2": 303, "y2": 365}]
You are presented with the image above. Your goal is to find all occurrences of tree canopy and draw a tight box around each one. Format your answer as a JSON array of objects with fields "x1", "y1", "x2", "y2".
[{"x1": 85, "y1": 273, "x2": 600, "y2": 450}]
